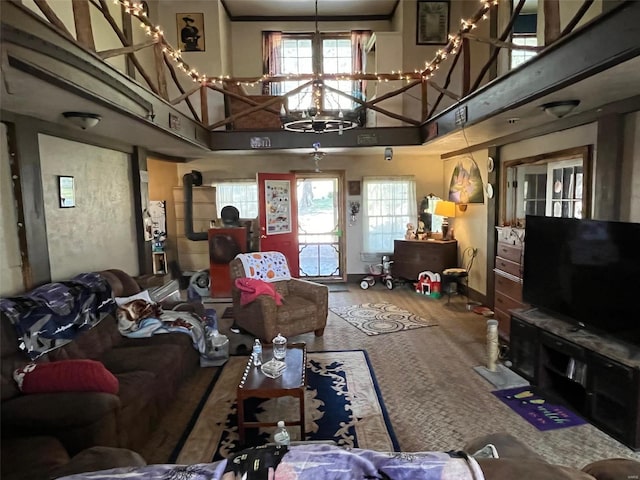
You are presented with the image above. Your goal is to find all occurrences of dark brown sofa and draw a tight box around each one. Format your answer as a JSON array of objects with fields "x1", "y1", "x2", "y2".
[
  {"x1": 1, "y1": 269, "x2": 202, "y2": 478},
  {"x1": 1, "y1": 435, "x2": 146, "y2": 480},
  {"x1": 465, "y1": 432, "x2": 640, "y2": 479}
]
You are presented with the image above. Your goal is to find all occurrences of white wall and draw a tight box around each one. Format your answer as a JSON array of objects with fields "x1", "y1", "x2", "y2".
[
  {"x1": 158, "y1": 0, "x2": 226, "y2": 121},
  {"x1": 0, "y1": 123, "x2": 24, "y2": 296},
  {"x1": 622, "y1": 111, "x2": 640, "y2": 223},
  {"x1": 538, "y1": 0, "x2": 604, "y2": 43},
  {"x1": 400, "y1": 0, "x2": 493, "y2": 121},
  {"x1": 22, "y1": 0, "x2": 77, "y2": 36},
  {"x1": 501, "y1": 123, "x2": 598, "y2": 162},
  {"x1": 176, "y1": 150, "x2": 444, "y2": 274},
  {"x1": 443, "y1": 150, "x2": 489, "y2": 296},
  {"x1": 39, "y1": 135, "x2": 138, "y2": 280}
]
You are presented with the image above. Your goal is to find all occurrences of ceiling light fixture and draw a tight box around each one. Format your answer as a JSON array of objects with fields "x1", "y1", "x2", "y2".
[
  {"x1": 280, "y1": 1, "x2": 359, "y2": 135},
  {"x1": 541, "y1": 100, "x2": 580, "y2": 119},
  {"x1": 62, "y1": 112, "x2": 102, "y2": 130},
  {"x1": 309, "y1": 142, "x2": 326, "y2": 172}
]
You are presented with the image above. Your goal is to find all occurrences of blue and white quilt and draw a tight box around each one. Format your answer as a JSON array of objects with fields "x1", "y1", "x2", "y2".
[{"x1": 0, "y1": 272, "x2": 115, "y2": 360}]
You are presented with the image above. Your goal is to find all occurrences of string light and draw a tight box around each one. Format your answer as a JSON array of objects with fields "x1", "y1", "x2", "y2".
[{"x1": 116, "y1": 0, "x2": 497, "y2": 88}]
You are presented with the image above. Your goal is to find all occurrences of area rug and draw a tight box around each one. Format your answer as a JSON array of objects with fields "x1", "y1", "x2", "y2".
[
  {"x1": 330, "y1": 302, "x2": 437, "y2": 335},
  {"x1": 171, "y1": 350, "x2": 399, "y2": 464},
  {"x1": 493, "y1": 386, "x2": 587, "y2": 431}
]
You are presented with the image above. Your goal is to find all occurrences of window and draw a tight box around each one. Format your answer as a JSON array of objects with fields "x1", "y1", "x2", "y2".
[
  {"x1": 362, "y1": 177, "x2": 417, "y2": 253},
  {"x1": 503, "y1": 147, "x2": 591, "y2": 225},
  {"x1": 213, "y1": 181, "x2": 258, "y2": 218},
  {"x1": 510, "y1": 11, "x2": 537, "y2": 69},
  {"x1": 266, "y1": 32, "x2": 365, "y2": 112},
  {"x1": 281, "y1": 34, "x2": 356, "y2": 111},
  {"x1": 523, "y1": 172, "x2": 547, "y2": 216},
  {"x1": 511, "y1": 34, "x2": 538, "y2": 68},
  {"x1": 547, "y1": 159, "x2": 583, "y2": 218},
  {"x1": 281, "y1": 36, "x2": 314, "y2": 110}
]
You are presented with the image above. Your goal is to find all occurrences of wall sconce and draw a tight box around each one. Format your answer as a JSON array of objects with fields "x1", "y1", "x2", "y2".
[
  {"x1": 458, "y1": 204, "x2": 468, "y2": 212},
  {"x1": 62, "y1": 112, "x2": 101, "y2": 130},
  {"x1": 541, "y1": 100, "x2": 580, "y2": 119},
  {"x1": 349, "y1": 201, "x2": 360, "y2": 224},
  {"x1": 384, "y1": 147, "x2": 393, "y2": 161}
]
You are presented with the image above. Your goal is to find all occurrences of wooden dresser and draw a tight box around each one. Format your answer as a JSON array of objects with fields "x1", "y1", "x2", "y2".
[
  {"x1": 393, "y1": 239, "x2": 458, "y2": 281},
  {"x1": 493, "y1": 227, "x2": 526, "y2": 340}
]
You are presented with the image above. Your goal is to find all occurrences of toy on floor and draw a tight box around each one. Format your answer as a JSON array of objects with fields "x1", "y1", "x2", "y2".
[
  {"x1": 414, "y1": 270, "x2": 442, "y2": 298},
  {"x1": 360, "y1": 255, "x2": 396, "y2": 290}
]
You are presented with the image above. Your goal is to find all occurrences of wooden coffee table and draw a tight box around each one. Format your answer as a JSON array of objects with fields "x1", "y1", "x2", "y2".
[{"x1": 236, "y1": 342, "x2": 307, "y2": 444}]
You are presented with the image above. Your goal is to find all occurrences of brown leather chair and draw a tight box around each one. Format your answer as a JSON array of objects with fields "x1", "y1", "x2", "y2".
[{"x1": 229, "y1": 253, "x2": 328, "y2": 342}]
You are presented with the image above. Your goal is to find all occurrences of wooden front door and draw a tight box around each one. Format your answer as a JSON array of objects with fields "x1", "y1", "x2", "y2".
[{"x1": 257, "y1": 172, "x2": 299, "y2": 277}]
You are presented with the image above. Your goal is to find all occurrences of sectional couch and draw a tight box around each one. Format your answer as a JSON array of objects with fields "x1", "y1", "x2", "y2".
[
  {"x1": 50, "y1": 433, "x2": 640, "y2": 480},
  {"x1": 1, "y1": 269, "x2": 204, "y2": 479}
]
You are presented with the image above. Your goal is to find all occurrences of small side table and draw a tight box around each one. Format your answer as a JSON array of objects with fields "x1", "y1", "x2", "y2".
[{"x1": 236, "y1": 343, "x2": 307, "y2": 444}]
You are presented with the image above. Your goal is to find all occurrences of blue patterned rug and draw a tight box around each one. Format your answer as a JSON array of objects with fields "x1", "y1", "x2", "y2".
[{"x1": 172, "y1": 350, "x2": 399, "y2": 463}]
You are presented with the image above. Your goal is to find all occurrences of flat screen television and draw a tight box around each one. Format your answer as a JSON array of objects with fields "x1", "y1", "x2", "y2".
[{"x1": 522, "y1": 216, "x2": 640, "y2": 346}]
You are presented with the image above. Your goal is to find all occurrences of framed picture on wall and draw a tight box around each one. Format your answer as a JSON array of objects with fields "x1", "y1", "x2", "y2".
[
  {"x1": 348, "y1": 181, "x2": 361, "y2": 196},
  {"x1": 58, "y1": 176, "x2": 75, "y2": 208},
  {"x1": 176, "y1": 13, "x2": 205, "y2": 52},
  {"x1": 416, "y1": 1, "x2": 450, "y2": 45}
]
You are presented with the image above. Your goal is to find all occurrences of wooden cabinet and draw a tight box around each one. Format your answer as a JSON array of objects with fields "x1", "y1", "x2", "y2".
[
  {"x1": 510, "y1": 315, "x2": 538, "y2": 382},
  {"x1": 393, "y1": 239, "x2": 457, "y2": 281},
  {"x1": 493, "y1": 227, "x2": 526, "y2": 340},
  {"x1": 510, "y1": 309, "x2": 640, "y2": 450},
  {"x1": 588, "y1": 352, "x2": 640, "y2": 448}
]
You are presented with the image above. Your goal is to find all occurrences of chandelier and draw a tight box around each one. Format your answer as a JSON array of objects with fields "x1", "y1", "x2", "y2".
[{"x1": 280, "y1": 1, "x2": 360, "y2": 135}]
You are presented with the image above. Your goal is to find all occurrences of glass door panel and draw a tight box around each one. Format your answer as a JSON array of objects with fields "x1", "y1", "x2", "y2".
[{"x1": 296, "y1": 174, "x2": 345, "y2": 281}]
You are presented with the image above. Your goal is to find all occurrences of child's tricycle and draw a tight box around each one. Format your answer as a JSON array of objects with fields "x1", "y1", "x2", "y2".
[{"x1": 360, "y1": 255, "x2": 396, "y2": 290}]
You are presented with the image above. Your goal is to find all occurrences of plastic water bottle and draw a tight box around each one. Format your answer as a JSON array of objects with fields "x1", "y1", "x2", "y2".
[
  {"x1": 204, "y1": 309, "x2": 218, "y2": 334},
  {"x1": 252, "y1": 339, "x2": 263, "y2": 367},
  {"x1": 273, "y1": 420, "x2": 290, "y2": 446}
]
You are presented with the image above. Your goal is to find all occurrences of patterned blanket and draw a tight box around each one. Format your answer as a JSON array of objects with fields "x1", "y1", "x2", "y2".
[
  {"x1": 236, "y1": 251, "x2": 291, "y2": 282},
  {"x1": 0, "y1": 273, "x2": 114, "y2": 360},
  {"x1": 55, "y1": 445, "x2": 485, "y2": 480},
  {"x1": 117, "y1": 300, "x2": 208, "y2": 354}
]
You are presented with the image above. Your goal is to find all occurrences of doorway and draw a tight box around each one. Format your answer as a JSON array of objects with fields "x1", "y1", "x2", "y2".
[{"x1": 296, "y1": 171, "x2": 346, "y2": 282}]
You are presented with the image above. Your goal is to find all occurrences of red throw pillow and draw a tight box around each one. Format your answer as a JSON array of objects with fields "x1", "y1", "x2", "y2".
[{"x1": 13, "y1": 359, "x2": 119, "y2": 395}]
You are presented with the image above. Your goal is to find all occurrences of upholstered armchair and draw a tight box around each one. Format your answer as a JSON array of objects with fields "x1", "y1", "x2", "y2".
[{"x1": 229, "y1": 252, "x2": 328, "y2": 342}]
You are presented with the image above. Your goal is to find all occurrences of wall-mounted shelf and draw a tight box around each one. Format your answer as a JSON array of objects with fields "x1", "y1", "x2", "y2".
[{"x1": 152, "y1": 251, "x2": 167, "y2": 275}]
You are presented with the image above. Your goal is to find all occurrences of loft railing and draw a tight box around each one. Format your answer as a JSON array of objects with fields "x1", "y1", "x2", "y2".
[{"x1": 15, "y1": 0, "x2": 599, "y2": 131}]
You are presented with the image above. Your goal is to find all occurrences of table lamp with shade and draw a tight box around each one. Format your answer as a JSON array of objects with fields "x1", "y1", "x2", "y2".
[{"x1": 434, "y1": 200, "x2": 456, "y2": 239}]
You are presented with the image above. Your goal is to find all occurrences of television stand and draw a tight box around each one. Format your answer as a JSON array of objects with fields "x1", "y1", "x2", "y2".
[{"x1": 510, "y1": 308, "x2": 640, "y2": 451}]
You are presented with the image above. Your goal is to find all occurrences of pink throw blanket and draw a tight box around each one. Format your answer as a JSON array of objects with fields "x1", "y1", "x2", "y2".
[{"x1": 235, "y1": 278, "x2": 283, "y2": 306}]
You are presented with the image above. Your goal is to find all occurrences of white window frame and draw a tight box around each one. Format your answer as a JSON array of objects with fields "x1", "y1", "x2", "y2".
[
  {"x1": 275, "y1": 33, "x2": 358, "y2": 112},
  {"x1": 362, "y1": 176, "x2": 417, "y2": 254},
  {"x1": 511, "y1": 34, "x2": 538, "y2": 69},
  {"x1": 212, "y1": 180, "x2": 258, "y2": 219}
]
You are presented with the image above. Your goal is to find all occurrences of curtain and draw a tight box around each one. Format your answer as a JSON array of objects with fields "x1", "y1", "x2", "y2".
[
  {"x1": 262, "y1": 31, "x2": 283, "y2": 95},
  {"x1": 351, "y1": 30, "x2": 371, "y2": 101},
  {"x1": 362, "y1": 176, "x2": 417, "y2": 254}
]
